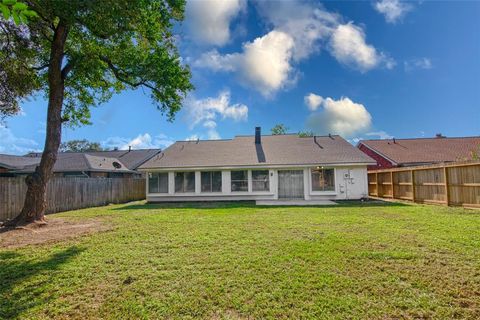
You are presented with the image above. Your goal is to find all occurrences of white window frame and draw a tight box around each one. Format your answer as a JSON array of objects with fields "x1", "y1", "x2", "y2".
[
  {"x1": 200, "y1": 171, "x2": 222, "y2": 193},
  {"x1": 252, "y1": 169, "x2": 270, "y2": 192},
  {"x1": 310, "y1": 167, "x2": 336, "y2": 194},
  {"x1": 231, "y1": 170, "x2": 249, "y2": 192},
  {"x1": 174, "y1": 171, "x2": 196, "y2": 193},
  {"x1": 148, "y1": 172, "x2": 169, "y2": 194}
]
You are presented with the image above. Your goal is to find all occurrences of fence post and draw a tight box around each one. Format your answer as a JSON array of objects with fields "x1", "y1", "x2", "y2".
[
  {"x1": 411, "y1": 169, "x2": 416, "y2": 202},
  {"x1": 391, "y1": 171, "x2": 395, "y2": 199},
  {"x1": 444, "y1": 166, "x2": 450, "y2": 206}
]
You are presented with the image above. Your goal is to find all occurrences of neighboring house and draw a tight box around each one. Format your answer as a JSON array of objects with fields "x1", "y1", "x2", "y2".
[
  {"x1": 357, "y1": 135, "x2": 480, "y2": 170},
  {"x1": 0, "y1": 154, "x2": 43, "y2": 177},
  {"x1": 139, "y1": 128, "x2": 375, "y2": 203},
  {"x1": 0, "y1": 149, "x2": 161, "y2": 177}
]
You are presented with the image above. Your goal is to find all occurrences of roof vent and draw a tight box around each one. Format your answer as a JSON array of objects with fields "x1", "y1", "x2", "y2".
[
  {"x1": 255, "y1": 127, "x2": 261, "y2": 144},
  {"x1": 112, "y1": 161, "x2": 122, "y2": 169},
  {"x1": 313, "y1": 136, "x2": 323, "y2": 149}
]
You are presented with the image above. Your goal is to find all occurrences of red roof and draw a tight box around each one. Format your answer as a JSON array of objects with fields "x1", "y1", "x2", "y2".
[{"x1": 358, "y1": 136, "x2": 480, "y2": 165}]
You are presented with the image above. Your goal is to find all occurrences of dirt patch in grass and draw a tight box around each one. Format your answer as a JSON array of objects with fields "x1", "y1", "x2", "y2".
[{"x1": 0, "y1": 218, "x2": 112, "y2": 249}]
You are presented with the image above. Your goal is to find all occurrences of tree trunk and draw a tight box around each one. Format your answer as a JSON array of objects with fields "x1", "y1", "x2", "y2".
[{"x1": 4, "y1": 24, "x2": 68, "y2": 227}]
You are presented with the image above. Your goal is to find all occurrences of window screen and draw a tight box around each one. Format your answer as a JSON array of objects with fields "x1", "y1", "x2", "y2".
[
  {"x1": 201, "y1": 171, "x2": 222, "y2": 192},
  {"x1": 175, "y1": 172, "x2": 195, "y2": 193},
  {"x1": 148, "y1": 172, "x2": 168, "y2": 193},
  {"x1": 231, "y1": 170, "x2": 248, "y2": 192},
  {"x1": 311, "y1": 168, "x2": 335, "y2": 191},
  {"x1": 252, "y1": 170, "x2": 269, "y2": 192}
]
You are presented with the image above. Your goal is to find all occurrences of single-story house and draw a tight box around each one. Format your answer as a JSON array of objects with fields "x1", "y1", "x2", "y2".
[
  {"x1": 0, "y1": 149, "x2": 161, "y2": 178},
  {"x1": 139, "y1": 128, "x2": 375, "y2": 203},
  {"x1": 0, "y1": 154, "x2": 42, "y2": 176},
  {"x1": 357, "y1": 135, "x2": 480, "y2": 170}
]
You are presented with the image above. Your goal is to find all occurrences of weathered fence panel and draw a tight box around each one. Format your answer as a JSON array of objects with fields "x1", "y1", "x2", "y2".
[
  {"x1": 368, "y1": 161, "x2": 480, "y2": 208},
  {"x1": 0, "y1": 177, "x2": 146, "y2": 222}
]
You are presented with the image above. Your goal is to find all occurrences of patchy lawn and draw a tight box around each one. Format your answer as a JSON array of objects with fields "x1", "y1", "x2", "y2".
[{"x1": 1, "y1": 202, "x2": 479, "y2": 319}]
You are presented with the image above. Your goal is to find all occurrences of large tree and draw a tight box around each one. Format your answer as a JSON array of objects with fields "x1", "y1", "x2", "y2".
[{"x1": 1, "y1": 0, "x2": 193, "y2": 226}]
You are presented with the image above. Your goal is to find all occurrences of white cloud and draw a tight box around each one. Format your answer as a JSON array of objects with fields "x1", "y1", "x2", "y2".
[
  {"x1": 186, "y1": 0, "x2": 246, "y2": 46},
  {"x1": 374, "y1": 0, "x2": 412, "y2": 24},
  {"x1": 350, "y1": 130, "x2": 393, "y2": 145},
  {"x1": 365, "y1": 131, "x2": 394, "y2": 140},
  {"x1": 185, "y1": 90, "x2": 248, "y2": 128},
  {"x1": 185, "y1": 134, "x2": 199, "y2": 141},
  {"x1": 404, "y1": 58, "x2": 433, "y2": 72},
  {"x1": 0, "y1": 124, "x2": 40, "y2": 154},
  {"x1": 329, "y1": 23, "x2": 394, "y2": 72},
  {"x1": 255, "y1": 1, "x2": 339, "y2": 61},
  {"x1": 184, "y1": 90, "x2": 247, "y2": 140},
  {"x1": 203, "y1": 120, "x2": 221, "y2": 140},
  {"x1": 194, "y1": 1, "x2": 394, "y2": 96},
  {"x1": 304, "y1": 93, "x2": 324, "y2": 111},
  {"x1": 306, "y1": 95, "x2": 372, "y2": 137},
  {"x1": 102, "y1": 133, "x2": 174, "y2": 150},
  {"x1": 195, "y1": 31, "x2": 295, "y2": 97}
]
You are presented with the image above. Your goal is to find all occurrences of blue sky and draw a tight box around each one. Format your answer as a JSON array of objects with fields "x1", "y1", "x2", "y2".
[{"x1": 1, "y1": 0, "x2": 479, "y2": 154}]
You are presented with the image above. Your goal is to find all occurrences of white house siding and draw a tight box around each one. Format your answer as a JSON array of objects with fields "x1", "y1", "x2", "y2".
[{"x1": 146, "y1": 165, "x2": 369, "y2": 202}]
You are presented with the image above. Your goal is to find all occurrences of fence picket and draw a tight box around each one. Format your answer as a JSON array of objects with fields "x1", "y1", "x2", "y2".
[
  {"x1": 368, "y1": 161, "x2": 480, "y2": 208},
  {"x1": 0, "y1": 177, "x2": 145, "y2": 221}
]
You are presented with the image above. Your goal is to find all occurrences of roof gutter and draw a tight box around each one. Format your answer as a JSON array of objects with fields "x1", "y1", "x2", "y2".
[{"x1": 138, "y1": 161, "x2": 376, "y2": 171}]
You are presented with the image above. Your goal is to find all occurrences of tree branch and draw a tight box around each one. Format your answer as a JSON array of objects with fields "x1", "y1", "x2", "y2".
[
  {"x1": 31, "y1": 63, "x2": 49, "y2": 71},
  {"x1": 100, "y1": 56, "x2": 157, "y2": 93}
]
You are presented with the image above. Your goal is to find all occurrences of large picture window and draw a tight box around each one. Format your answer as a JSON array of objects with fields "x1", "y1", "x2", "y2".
[
  {"x1": 252, "y1": 170, "x2": 269, "y2": 192},
  {"x1": 311, "y1": 168, "x2": 335, "y2": 192},
  {"x1": 201, "y1": 171, "x2": 222, "y2": 192},
  {"x1": 148, "y1": 172, "x2": 168, "y2": 193},
  {"x1": 231, "y1": 170, "x2": 248, "y2": 192},
  {"x1": 175, "y1": 172, "x2": 195, "y2": 193}
]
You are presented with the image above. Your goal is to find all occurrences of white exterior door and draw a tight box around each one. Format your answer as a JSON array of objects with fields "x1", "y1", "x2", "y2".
[{"x1": 278, "y1": 170, "x2": 304, "y2": 199}]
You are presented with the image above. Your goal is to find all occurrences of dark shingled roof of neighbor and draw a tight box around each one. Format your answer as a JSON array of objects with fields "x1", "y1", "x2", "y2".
[
  {"x1": 16, "y1": 153, "x2": 133, "y2": 173},
  {"x1": 140, "y1": 134, "x2": 375, "y2": 169},
  {"x1": 358, "y1": 136, "x2": 480, "y2": 165},
  {"x1": 25, "y1": 149, "x2": 161, "y2": 171},
  {"x1": 0, "y1": 154, "x2": 41, "y2": 170}
]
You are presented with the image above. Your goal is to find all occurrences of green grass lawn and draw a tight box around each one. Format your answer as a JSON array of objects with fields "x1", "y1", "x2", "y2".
[{"x1": 1, "y1": 202, "x2": 479, "y2": 319}]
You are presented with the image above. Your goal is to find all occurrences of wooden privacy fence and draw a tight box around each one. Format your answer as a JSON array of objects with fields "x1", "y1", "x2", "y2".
[
  {"x1": 368, "y1": 161, "x2": 480, "y2": 208},
  {"x1": 0, "y1": 177, "x2": 146, "y2": 222}
]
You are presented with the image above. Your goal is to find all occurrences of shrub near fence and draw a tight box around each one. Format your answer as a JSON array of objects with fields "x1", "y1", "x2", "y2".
[
  {"x1": 0, "y1": 177, "x2": 146, "y2": 222},
  {"x1": 368, "y1": 161, "x2": 480, "y2": 208}
]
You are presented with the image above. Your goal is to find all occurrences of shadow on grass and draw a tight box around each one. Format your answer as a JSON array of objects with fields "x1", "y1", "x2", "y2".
[
  {"x1": 0, "y1": 246, "x2": 84, "y2": 319},
  {"x1": 111, "y1": 200, "x2": 406, "y2": 211}
]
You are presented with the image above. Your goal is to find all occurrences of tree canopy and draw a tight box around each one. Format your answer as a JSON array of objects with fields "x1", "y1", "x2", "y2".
[
  {"x1": 298, "y1": 130, "x2": 315, "y2": 137},
  {"x1": 270, "y1": 123, "x2": 289, "y2": 135},
  {"x1": 59, "y1": 139, "x2": 105, "y2": 152},
  {"x1": 0, "y1": 0, "x2": 193, "y2": 125}
]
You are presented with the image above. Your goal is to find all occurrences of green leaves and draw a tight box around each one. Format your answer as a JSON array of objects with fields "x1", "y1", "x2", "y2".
[
  {"x1": 0, "y1": 0, "x2": 37, "y2": 25},
  {"x1": 1, "y1": 0, "x2": 192, "y2": 127}
]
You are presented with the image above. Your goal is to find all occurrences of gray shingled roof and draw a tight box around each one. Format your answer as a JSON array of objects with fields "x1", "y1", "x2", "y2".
[
  {"x1": 140, "y1": 134, "x2": 375, "y2": 169},
  {"x1": 26, "y1": 149, "x2": 160, "y2": 170},
  {"x1": 16, "y1": 153, "x2": 132, "y2": 173},
  {"x1": 0, "y1": 154, "x2": 41, "y2": 170}
]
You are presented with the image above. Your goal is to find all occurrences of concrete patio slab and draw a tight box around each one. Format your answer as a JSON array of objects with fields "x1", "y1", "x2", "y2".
[{"x1": 256, "y1": 200, "x2": 337, "y2": 206}]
